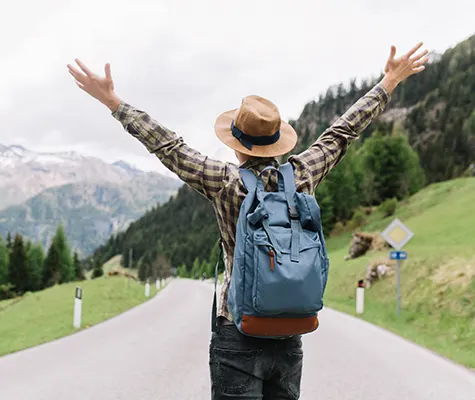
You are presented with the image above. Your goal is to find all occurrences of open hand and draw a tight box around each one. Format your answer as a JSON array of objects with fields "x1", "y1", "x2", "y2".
[
  {"x1": 67, "y1": 60, "x2": 121, "y2": 112},
  {"x1": 381, "y1": 42, "x2": 429, "y2": 93}
]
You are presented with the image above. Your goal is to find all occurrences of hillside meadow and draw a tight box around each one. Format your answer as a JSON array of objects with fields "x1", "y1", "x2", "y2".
[
  {"x1": 324, "y1": 177, "x2": 475, "y2": 368},
  {"x1": 0, "y1": 266, "x2": 162, "y2": 356}
]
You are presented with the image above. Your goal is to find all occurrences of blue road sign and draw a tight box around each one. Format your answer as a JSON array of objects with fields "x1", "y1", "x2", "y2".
[{"x1": 390, "y1": 251, "x2": 407, "y2": 260}]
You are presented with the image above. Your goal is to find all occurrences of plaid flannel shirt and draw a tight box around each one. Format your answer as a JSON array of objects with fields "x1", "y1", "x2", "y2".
[{"x1": 112, "y1": 83, "x2": 391, "y2": 321}]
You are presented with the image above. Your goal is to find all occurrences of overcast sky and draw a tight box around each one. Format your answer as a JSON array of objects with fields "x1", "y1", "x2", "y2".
[{"x1": 1, "y1": 0, "x2": 474, "y2": 175}]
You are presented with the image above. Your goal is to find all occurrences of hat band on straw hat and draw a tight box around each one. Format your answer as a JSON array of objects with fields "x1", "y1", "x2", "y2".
[{"x1": 231, "y1": 120, "x2": 281, "y2": 151}]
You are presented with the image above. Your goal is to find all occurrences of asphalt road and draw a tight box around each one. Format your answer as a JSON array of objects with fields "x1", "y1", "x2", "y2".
[{"x1": 1, "y1": 279, "x2": 474, "y2": 399}]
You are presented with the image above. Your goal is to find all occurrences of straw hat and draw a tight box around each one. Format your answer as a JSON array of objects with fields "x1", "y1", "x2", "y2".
[{"x1": 214, "y1": 95, "x2": 298, "y2": 157}]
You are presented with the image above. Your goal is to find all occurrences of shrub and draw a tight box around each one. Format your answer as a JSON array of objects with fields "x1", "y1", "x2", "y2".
[
  {"x1": 0, "y1": 283, "x2": 16, "y2": 300},
  {"x1": 348, "y1": 208, "x2": 367, "y2": 230},
  {"x1": 330, "y1": 221, "x2": 345, "y2": 236},
  {"x1": 91, "y1": 258, "x2": 104, "y2": 279},
  {"x1": 380, "y1": 198, "x2": 398, "y2": 217},
  {"x1": 363, "y1": 207, "x2": 373, "y2": 216}
]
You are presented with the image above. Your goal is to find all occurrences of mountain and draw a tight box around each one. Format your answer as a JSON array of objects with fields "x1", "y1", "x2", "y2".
[
  {"x1": 0, "y1": 144, "x2": 182, "y2": 255},
  {"x1": 90, "y1": 185, "x2": 218, "y2": 270},
  {"x1": 90, "y1": 34, "x2": 475, "y2": 272},
  {"x1": 288, "y1": 34, "x2": 475, "y2": 183},
  {"x1": 0, "y1": 144, "x2": 157, "y2": 210}
]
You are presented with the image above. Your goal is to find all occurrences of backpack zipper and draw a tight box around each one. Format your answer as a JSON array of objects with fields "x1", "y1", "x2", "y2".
[{"x1": 269, "y1": 248, "x2": 275, "y2": 272}]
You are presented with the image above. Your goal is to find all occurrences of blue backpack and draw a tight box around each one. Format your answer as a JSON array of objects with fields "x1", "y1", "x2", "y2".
[{"x1": 212, "y1": 162, "x2": 329, "y2": 339}]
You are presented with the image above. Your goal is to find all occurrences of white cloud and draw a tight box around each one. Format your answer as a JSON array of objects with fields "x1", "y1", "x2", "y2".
[{"x1": 0, "y1": 0, "x2": 474, "y2": 172}]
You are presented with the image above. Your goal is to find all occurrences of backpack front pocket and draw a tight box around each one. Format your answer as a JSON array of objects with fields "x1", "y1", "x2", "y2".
[{"x1": 252, "y1": 240, "x2": 324, "y2": 315}]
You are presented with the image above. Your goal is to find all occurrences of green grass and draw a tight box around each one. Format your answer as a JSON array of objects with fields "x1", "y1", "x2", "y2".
[
  {"x1": 85, "y1": 255, "x2": 137, "y2": 280},
  {"x1": 324, "y1": 177, "x2": 475, "y2": 369},
  {"x1": 0, "y1": 276, "x2": 162, "y2": 356}
]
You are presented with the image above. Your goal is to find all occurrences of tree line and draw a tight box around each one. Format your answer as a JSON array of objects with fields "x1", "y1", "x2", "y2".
[
  {"x1": 90, "y1": 185, "x2": 220, "y2": 280},
  {"x1": 290, "y1": 34, "x2": 475, "y2": 184},
  {"x1": 175, "y1": 239, "x2": 222, "y2": 280},
  {"x1": 0, "y1": 225, "x2": 89, "y2": 300},
  {"x1": 314, "y1": 124, "x2": 425, "y2": 233}
]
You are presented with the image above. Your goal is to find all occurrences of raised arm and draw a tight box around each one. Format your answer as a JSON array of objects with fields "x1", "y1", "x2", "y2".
[
  {"x1": 67, "y1": 60, "x2": 226, "y2": 201},
  {"x1": 290, "y1": 42, "x2": 429, "y2": 193}
]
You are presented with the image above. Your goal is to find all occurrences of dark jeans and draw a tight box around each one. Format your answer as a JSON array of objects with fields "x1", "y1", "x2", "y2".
[{"x1": 209, "y1": 321, "x2": 303, "y2": 399}]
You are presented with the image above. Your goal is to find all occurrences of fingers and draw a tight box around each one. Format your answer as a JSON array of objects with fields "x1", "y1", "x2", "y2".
[
  {"x1": 75, "y1": 80, "x2": 85, "y2": 90},
  {"x1": 405, "y1": 42, "x2": 423, "y2": 58},
  {"x1": 105, "y1": 63, "x2": 112, "y2": 80},
  {"x1": 67, "y1": 66, "x2": 87, "y2": 84},
  {"x1": 410, "y1": 48, "x2": 429, "y2": 62},
  {"x1": 412, "y1": 66, "x2": 425, "y2": 74},
  {"x1": 388, "y1": 45, "x2": 396, "y2": 61},
  {"x1": 75, "y1": 59, "x2": 94, "y2": 77},
  {"x1": 413, "y1": 55, "x2": 430, "y2": 68}
]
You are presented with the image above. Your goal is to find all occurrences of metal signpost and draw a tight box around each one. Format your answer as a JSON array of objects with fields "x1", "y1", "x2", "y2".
[{"x1": 381, "y1": 218, "x2": 414, "y2": 316}]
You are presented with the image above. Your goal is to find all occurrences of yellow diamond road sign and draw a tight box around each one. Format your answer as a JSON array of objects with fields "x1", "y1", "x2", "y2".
[{"x1": 381, "y1": 218, "x2": 414, "y2": 250}]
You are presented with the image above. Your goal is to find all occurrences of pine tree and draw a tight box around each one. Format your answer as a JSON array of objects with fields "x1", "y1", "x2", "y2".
[
  {"x1": 358, "y1": 131, "x2": 425, "y2": 204},
  {"x1": 209, "y1": 241, "x2": 220, "y2": 265},
  {"x1": 138, "y1": 261, "x2": 149, "y2": 282},
  {"x1": 73, "y1": 251, "x2": 85, "y2": 281},
  {"x1": 314, "y1": 182, "x2": 335, "y2": 235},
  {"x1": 152, "y1": 253, "x2": 171, "y2": 280},
  {"x1": 206, "y1": 260, "x2": 216, "y2": 279},
  {"x1": 43, "y1": 237, "x2": 61, "y2": 288},
  {"x1": 200, "y1": 260, "x2": 209, "y2": 279},
  {"x1": 91, "y1": 257, "x2": 104, "y2": 279},
  {"x1": 27, "y1": 243, "x2": 45, "y2": 291},
  {"x1": 8, "y1": 234, "x2": 29, "y2": 293},
  {"x1": 24, "y1": 240, "x2": 32, "y2": 255},
  {"x1": 316, "y1": 145, "x2": 360, "y2": 223},
  {"x1": 209, "y1": 241, "x2": 226, "y2": 275},
  {"x1": 55, "y1": 225, "x2": 74, "y2": 283},
  {"x1": 176, "y1": 264, "x2": 188, "y2": 278},
  {"x1": 191, "y1": 258, "x2": 201, "y2": 279},
  {"x1": 0, "y1": 237, "x2": 9, "y2": 285},
  {"x1": 6, "y1": 233, "x2": 12, "y2": 251}
]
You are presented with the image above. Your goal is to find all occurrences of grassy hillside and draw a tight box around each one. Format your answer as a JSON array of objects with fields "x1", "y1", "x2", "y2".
[
  {"x1": 0, "y1": 275, "x2": 162, "y2": 356},
  {"x1": 324, "y1": 177, "x2": 475, "y2": 368},
  {"x1": 85, "y1": 255, "x2": 137, "y2": 280}
]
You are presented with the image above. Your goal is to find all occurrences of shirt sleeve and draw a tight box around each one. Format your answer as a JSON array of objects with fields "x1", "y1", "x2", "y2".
[
  {"x1": 289, "y1": 83, "x2": 391, "y2": 193},
  {"x1": 112, "y1": 102, "x2": 226, "y2": 201}
]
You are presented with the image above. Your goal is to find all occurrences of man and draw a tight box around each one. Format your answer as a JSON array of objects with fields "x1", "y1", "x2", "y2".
[{"x1": 68, "y1": 42, "x2": 428, "y2": 399}]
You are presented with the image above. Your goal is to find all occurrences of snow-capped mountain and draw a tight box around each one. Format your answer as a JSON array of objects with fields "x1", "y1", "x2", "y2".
[
  {"x1": 0, "y1": 144, "x2": 169, "y2": 210},
  {"x1": 0, "y1": 144, "x2": 86, "y2": 168},
  {"x1": 0, "y1": 144, "x2": 183, "y2": 255}
]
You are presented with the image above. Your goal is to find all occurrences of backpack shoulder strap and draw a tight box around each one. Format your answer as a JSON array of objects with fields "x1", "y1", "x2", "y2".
[
  {"x1": 239, "y1": 168, "x2": 258, "y2": 192},
  {"x1": 279, "y1": 163, "x2": 300, "y2": 262},
  {"x1": 278, "y1": 162, "x2": 296, "y2": 192}
]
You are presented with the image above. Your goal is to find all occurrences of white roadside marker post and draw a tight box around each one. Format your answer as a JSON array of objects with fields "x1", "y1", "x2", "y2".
[
  {"x1": 145, "y1": 280, "x2": 150, "y2": 297},
  {"x1": 156, "y1": 279, "x2": 160, "y2": 289},
  {"x1": 74, "y1": 287, "x2": 82, "y2": 329},
  {"x1": 356, "y1": 280, "x2": 365, "y2": 314}
]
